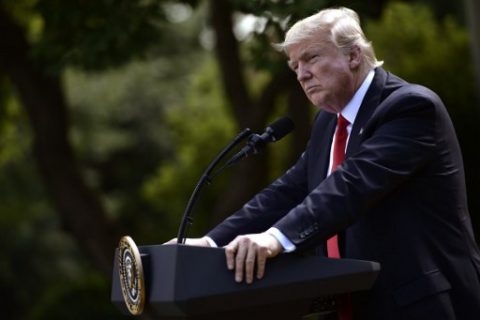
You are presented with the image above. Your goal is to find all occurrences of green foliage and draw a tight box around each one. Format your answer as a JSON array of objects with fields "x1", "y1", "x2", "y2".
[
  {"x1": 28, "y1": 272, "x2": 120, "y2": 320},
  {"x1": 2, "y1": 0, "x2": 204, "y2": 73},
  {"x1": 32, "y1": 0, "x2": 167, "y2": 71},
  {"x1": 1, "y1": 1, "x2": 208, "y2": 318},
  {"x1": 0, "y1": 80, "x2": 88, "y2": 320},
  {"x1": 1, "y1": 0, "x2": 44, "y2": 42},
  {"x1": 59, "y1": 2, "x2": 207, "y2": 243},
  {"x1": 0, "y1": 80, "x2": 29, "y2": 167},
  {"x1": 142, "y1": 57, "x2": 236, "y2": 239},
  {"x1": 63, "y1": 54, "x2": 205, "y2": 243},
  {"x1": 365, "y1": 2, "x2": 475, "y2": 113},
  {"x1": 232, "y1": 0, "x2": 326, "y2": 19}
]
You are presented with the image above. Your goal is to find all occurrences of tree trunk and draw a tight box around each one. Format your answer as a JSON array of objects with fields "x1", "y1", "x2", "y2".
[
  {"x1": 208, "y1": 0, "x2": 311, "y2": 222},
  {"x1": 209, "y1": 0, "x2": 268, "y2": 221},
  {"x1": 0, "y1": 7, "x2": 117, "y2": 275}
]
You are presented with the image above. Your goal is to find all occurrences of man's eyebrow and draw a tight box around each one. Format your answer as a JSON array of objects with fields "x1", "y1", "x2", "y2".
[
  {"x1": 301, "y1": 46, "x2": 321, "y2": 58},
  {"x1": 287, "y1": 48, "x2": 315, "y2": 68}
]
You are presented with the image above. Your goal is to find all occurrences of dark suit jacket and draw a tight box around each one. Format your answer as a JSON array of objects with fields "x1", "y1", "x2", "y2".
[{"x1": 207, "y1": 68, "x2": 480, "y2": 319}]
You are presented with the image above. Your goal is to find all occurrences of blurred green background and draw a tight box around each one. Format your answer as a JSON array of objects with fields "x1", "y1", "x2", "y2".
[{"x1": 1, "y1": 0, "x2": 479, "y2": 319}]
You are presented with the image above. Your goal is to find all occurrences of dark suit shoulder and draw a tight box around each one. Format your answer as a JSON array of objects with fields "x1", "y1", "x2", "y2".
[
  {"x1": 374, "y1": 68, "x2": 407, "y2": 102},
  {"x1": 379, "y1": 70, "x2": 443, "y2": 108},
  {"x1": 380, "y1": 84, "x2": 446, "y2": 119}
]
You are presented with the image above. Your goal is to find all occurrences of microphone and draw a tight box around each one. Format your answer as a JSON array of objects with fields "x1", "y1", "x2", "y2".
[{"x1": 226, "y1": 117, "x2": 295, "y2": 166}]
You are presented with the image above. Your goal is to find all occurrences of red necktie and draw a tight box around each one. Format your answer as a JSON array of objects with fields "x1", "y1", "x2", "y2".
[
  {"x1": 327, "y1": 114, "x2": 353, "y2": 320},
  {"x1": 327, "y1": 114, "x2": 349, "y2": 258}
]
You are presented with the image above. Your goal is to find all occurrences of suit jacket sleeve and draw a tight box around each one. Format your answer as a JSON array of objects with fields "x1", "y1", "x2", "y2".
[
  {"x1": 207, "y1": 146, "x2": 311, "y2": 247},
  {"x1": 274, "y1": 87, "x2": 440, "y2": 251}
]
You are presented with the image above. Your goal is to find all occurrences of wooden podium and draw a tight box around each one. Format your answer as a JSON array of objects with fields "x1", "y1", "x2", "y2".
[{"x1": 111, "y1": 244, "x2": 380, "y2": 319}]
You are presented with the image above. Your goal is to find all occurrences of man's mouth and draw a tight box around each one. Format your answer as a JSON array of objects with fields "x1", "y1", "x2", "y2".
[{"x1": 305, "y1": 85, "x2": 321, "y2": 94}]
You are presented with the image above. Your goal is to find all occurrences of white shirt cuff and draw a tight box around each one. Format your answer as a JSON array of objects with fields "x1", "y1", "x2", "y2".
[
  {"x1": 204, "y1": 236, "x2": 218, "y2": 248},
  {"x1": 266, "y1": 227, "x2": 296, "y2": 252}
]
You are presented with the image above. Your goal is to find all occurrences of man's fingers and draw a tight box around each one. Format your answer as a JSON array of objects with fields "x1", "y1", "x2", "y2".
[
  {"x1": 256, "y1": 247, "x2": 269, "y2": 280},
  {"x1": 245, "y1": 243, "x2": 257, "y2": 284},
  {"x1": 224, "y1": 233, "x2": 283, "y2": 284},
  {"x1": 225, "y1": 240, "x2": 237, "y2": 270},
  {"x1": 234, "y1": 240, "x2": 248, "y2": 283}
]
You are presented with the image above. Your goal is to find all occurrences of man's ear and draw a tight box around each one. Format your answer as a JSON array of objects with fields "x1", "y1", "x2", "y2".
[{"x1": 349, "y1": 45, "x2": 362, "y2": 69}]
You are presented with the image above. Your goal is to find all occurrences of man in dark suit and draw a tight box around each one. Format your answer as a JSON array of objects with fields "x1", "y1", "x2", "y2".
[{"x1": 174, "y1": 7, "x2": 480, "y2": 319}]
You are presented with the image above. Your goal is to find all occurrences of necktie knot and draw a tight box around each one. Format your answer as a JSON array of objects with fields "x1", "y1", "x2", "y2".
[
  {"x1": 332, "y1": 114, "x2": 349, "y2": 172},
  {"x1": 337, "y1": 114, "x2": 349, "y2": 133}
]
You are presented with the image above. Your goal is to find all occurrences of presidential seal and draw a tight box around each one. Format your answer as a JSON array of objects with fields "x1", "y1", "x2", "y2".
[{"x1": 118, "y1": 236, "x2": 145, "y2": 315}]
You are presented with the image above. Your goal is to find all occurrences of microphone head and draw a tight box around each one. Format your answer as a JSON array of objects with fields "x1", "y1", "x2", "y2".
[{"x1": 267, "y1": 117, "x2": 295, "y2": 141}]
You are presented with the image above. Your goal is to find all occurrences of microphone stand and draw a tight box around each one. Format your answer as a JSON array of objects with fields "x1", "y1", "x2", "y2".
[{"x1": 176, "y1": 128, "x2": 252, "y2": 244}]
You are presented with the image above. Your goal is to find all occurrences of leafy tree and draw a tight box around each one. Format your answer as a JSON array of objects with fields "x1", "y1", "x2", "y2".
[
  {"x1": 0, "y1": 0, "x2": 170, "y2": 276},
  {"x1": 0, "y1": 0, "x2": 203, "y2": 318}
]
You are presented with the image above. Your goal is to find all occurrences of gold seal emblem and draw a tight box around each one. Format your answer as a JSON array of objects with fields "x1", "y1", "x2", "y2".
[{"x1": 118, "y1": 236, "x2": 145, "y2": 315}]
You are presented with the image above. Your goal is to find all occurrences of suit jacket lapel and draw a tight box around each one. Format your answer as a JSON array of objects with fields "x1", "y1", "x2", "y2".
[
  {"x1": 346, "y1": 68, "x2": 388, "y2": 158},
  {"x1": 308, "y1": 113, "x2": 337, "y2": 191}
]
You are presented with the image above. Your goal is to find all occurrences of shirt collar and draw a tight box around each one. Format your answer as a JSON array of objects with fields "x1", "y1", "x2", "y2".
[{"x1": 340, "y1": 69, "x2": 375, "y2": 124}]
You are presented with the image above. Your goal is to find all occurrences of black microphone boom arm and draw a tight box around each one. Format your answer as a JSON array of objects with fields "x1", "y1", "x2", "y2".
[
  {"x1": 176, "y1": 117, "x2": 294, "y2": 244},
  {"x1": 176, "y1": 128, "x2": 252, "y2": 244}
]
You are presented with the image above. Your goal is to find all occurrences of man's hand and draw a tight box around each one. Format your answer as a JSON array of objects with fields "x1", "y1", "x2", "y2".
[
  {"x1": 224, "y1": 232, "x2": 282, "y2": 284},
  {"x1": 164, "y1": 236, "x2": 212, "y2": 247}
]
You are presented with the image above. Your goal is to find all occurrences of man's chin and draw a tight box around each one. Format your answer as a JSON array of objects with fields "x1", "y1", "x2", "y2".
[
  {"x1": 309, "y1": 95, "x2": 333, "y2": 113},
  {"x1": 314, "y1": 102, "x2": 336, "y2": 114}
]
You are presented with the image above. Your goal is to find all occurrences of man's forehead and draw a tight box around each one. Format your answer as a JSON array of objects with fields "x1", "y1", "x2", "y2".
[{"x1": 286, "y1": 38, "x2": 331, "y2": 60}]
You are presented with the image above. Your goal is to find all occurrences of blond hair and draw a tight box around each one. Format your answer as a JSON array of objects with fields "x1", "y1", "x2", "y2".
[{"x1": 275, "y1": 7, "x2": 383, "y2": 70}]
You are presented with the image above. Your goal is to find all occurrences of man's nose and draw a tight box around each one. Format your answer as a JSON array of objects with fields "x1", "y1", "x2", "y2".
[{"x1": 296, "y1": 63, "x2": 311, "y2": 81}]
